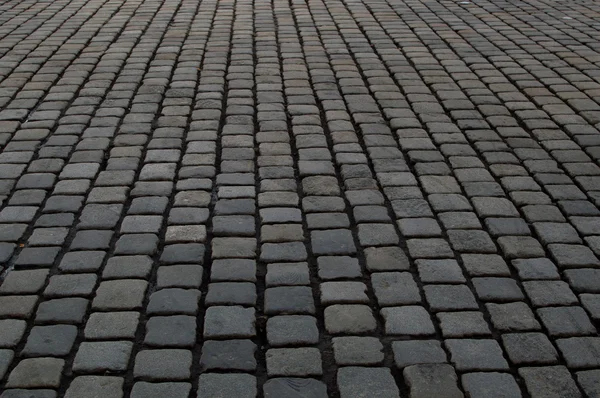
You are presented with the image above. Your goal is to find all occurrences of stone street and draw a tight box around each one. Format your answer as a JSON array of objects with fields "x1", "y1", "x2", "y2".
[{"x1": 0, "y1": 0, "x2": 599, "y2": 396}]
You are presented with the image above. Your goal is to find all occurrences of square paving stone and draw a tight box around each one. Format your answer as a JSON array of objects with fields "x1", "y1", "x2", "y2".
[
  {"x1": 446, "y1": 339, "x2": 509, "y2": 371},
  {"x1": 324, "y1": 304, "x2": 377, "y2": 334},
  {"x1": 364, "y1": 246, "x2": 410, "y2": 271},
  {"x1": 357, "y1": 223, "x2": 399, "y2": 246},
  {"x1": 65, "y1": 376, "x2": 124, "y2": 398},
  {"x1": 211, "y1": 259, "x2": 256, "y2": 282},
  {"x1": 392, "y1": 340, "x2": 447, "y2": 368},
  {"x1": 6, "y1": 358, "x2": 65, "y2": 388},
  {"x1": 114, "y1": 234, "x2": 159, "y2": 255},
  {"x1": 92, "y1": 280, "x2": 147, "y2": 310},
  {"x1": 320, "y1": 282, "x2": 369, "y2": 305},
  {"x1": 156, "y1": 265, "x2": 203, "y2": 289},
  {"x1": 0, "y1": 296, "x2": 38, "y2": 319},
  {"x1": 497, "y1": 236, "x2": 545, "y2": 259},
  {"x1": 212, "y1": 238, "x2": 256, "y2": 259},
  {"x1": 165, "y1": 225, "x2": 207, "y2": 243},
  {"x1": 556, "y1": 337, "x2": 600, "y2": 368},
  {"x1": 576, "y1": 370, "x2": 600, "y2": 398},
  {"x1": 130, "y1": 382, "x2": 191, "y2": 398},
  {"x1": 70, "y1": 230, "x2": 113, "y2": 250},
  {"x1": 533, "y1": 222, "x2": 582, "y2": 244},
  {"x1": 266, "y1": 348, "x2": 322, "y2": 377},
  {"x1": 266, "y1": 263, "x2": 310, "y2": 286},
  {"x1": 134, "y1": 349, "x2": 192, "y2": 380},
  {"x1": 564, "y1": 269, "x2": 600, "y2": 293},
  {"x1": 266, "y1": 315, "x2": 319, "y2": 346},
  {"x1": 264, "y1": 286, "x2": 315, "y2": 315},
  {"x1": 160, "y1": 243, "x2": 206, "y2": 264},
  {"x1": 263, "y1": 378, "x2": 327, "y2": 398},
  {"x1": 28, "y1": 227, "x2": 69, "y2": 247},
  {"x1": 102, "y1": 255, "x2": 153, "y2": 279},
  {"x1": 200, "y1": 340, "x2": 256, "y2": 371},
  {"x1": 548, "y1": 244, "x2": 600, "y2": 268},
  {"x1": 519, "y1": 366, "x2": 581, "y2": 398},
  {"x1": 439, "y1": 212, "x2": 482, "y2": 230},
  {"x1": 472, "y1": 197, "x2": 519, "y2": 217},
  {"x1": 146, "y1": 288, "x2": 200, "y2": 315},
  {"x1": 22, "y1": 325, "x2": 78, "y2": 357},
  {"x1": 485, "y1": 217, "x2": 531, "y2": 237},
  {"x1": 448, "y1": 229, "x2": 496, "y2": 253},
  {"x1": 537, "y1": 306, "x2": 596, "y2": 337},
  {"x1": 581, "y1": 294, "x2": 600, "y2": 321},
  {"x1": 206, "y1": 282, "x2": 256, "y2": 306},
  {"x1": 260, "y1": 242, "x2": 308, "y2": 262},
  {"x1": 332, "y1": 336, "x2": 384, "y2": 365},
  {"x1": 311, "y1": 229, "x2": 356, "y2": 255},
  {"x1": 461, "y1": 254, "x2": 510, "y2": 276},
  {"x1": 59, "y1": 251, "x2": 105, "y2": 272},
  {"x1": 381, "y1": 306, "x2": 435, "y2": 336},
  {"x1": 416, "y1": 259, "x2": 466, "y2": 283},
  {"x1": 501, "y1": 333, "x2": 558, "y2": 365},
  {"x1": 203, "y1": 306, "x2": 255, "y2": 338},
  {"x1": 0, "y1": 320, "x2": 27, "y2": 347},
  {"x1": 84, "y1": 312, "x2": 140, "y2": 340},
  {"x1": 317, "y1": 256, "x2": 362, "y2": 280},
  {"x1": 424, "y1": 284, "x2": 479, "y2": 311},
  {"x1": 145, "y1": 315, "x2": 196, "y2": 347},
  {"x1": 337, "y1": 367, "x2": 399, "y2": 398},
  {"x1": 437, "y1": 312, "x2": 491, "y2": 337},
  {"x1": 513, "y1": 258, "x2": 560, "y2": 280},
  {"x1": 73, "y1": 341, "x2": 133, "y2": 373},
  {"x1": 461, "y1": 372, "x2": 522, "y2": 398},
  {"x1": 523, "y1": 281, "x2": 578, "y2": 306},
  {"x1": 0, "y1": 349, "x2": 14, "y2": 381},
  {"x1": 407, "y1": 239, "x2": 454, "y2": 259},
  {"x1": 0, "y1": 269, "x2": 48, "y2": 294},
  {"x1": 371, "y1": 272, "x2": 420, "y2": 306},
  {"x1": 197, "y1": 374, "x2": 257, "y2": 398},
  {"x1": 486, "y1": 302, "x2": 541, "y2": 331},
  {"x1": 403, "y1": 364, "x2": 463, "y2": 398},
  {"x1": 397, "y1": 218, "x2": 442, "y2": 237},
  {"x1": 120, "y1": 216, "x2": 163, "y2": 234},
  {"x1": 472, "y1": 277, "x2": 524, "y2": 302},
  {"x1": 44, "y1": 274, "x2": 97, "y2": 298}
]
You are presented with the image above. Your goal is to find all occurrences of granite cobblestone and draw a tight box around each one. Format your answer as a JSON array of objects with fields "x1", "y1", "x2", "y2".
[{"x1": 0, "y1": 0, "x2": 599, "y2": 395}]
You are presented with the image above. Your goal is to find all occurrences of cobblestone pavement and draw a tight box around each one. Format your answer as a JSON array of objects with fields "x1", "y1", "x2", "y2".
[{"x1": 1, "y1": 0, "x2": 600, "y2": 396}]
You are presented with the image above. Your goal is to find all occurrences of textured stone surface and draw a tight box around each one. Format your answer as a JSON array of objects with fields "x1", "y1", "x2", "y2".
[{"x1": 1, "y1": 0, "x2": 600, "y2": 394}]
